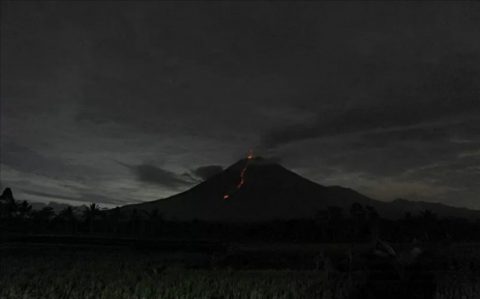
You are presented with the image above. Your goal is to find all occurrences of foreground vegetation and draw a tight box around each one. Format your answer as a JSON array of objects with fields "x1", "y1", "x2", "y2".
[
  {"x1": 2, "y1": 187, "x2": 480, "y2": 244},
  {"x1": 2, "y1": 188, "x2": 480, "y2": 298},
  {"x1": 0, "y1": 249, "x2": 361, "y2": 299},
  {"x1": 1, "y1": 245, "x2": 480, "y2": 299}
]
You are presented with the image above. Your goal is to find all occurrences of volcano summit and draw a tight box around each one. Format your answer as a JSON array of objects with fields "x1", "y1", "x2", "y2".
[
  {"x1": 119, "y1": 156, "x2": 480, "y2": 222},
  {"x1": 120, "y1": 157, "x2": 385, "y2": 222}
]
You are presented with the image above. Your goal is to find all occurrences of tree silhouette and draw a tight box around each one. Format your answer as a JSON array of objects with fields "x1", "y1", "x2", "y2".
[
  {"x1": 327, "y1": 206, "x2": 344, "y2": 241},
  {"x1": 365, "y1": 205, "x2": 380, "y2": 240},
  {"x1": 128, "y1": 209, "x2": 141, "y2": 234},
  {"x1": 83, "y1": 203, "x2": 101, "y2": 233},
  {"x1": 57, "y1": 206, "x2": 78, "y2": 233},
  {"x1": 350, "y1": 203, "x2": 366, "y2": 220},
  {"x1": 420, "y1": 209, "x2": 438, "y2": 241},
  {"x1": 32, "y1": 207, "x2": 55, "y2": 221},
  {"x1": 144, "y1": 208, "x2": 163, "y2": 235},
  {"x1": 350, "y1": 203, "x2": 366, "y2": 240},
  {"x1": 17, "y1": 201, "x2": 32, "y2": 220},
  {"x1": 31, "y1": 207, "x2": 55, "y2": 232},
  {"x1": 108, "y1": 207, "x2": 123, "y2": 234},
  {"x1": 0, "y1": 188, "x2": 17, "y2": 220},
  {"x1": 421, "y1": 209, "x2": 436, "y2": 221}
]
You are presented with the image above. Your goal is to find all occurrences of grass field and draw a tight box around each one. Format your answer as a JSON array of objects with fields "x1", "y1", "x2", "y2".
[
  {"x1": 1, "y1": 243, "x2": 480, "y2": 299},
  {"x1": 0, "y1": 249, "x2": 360, "y2": 299}
]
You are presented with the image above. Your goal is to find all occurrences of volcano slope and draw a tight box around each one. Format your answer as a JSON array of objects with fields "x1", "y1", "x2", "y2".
[{"x1": 120, "y1": 157, "x2": 385, "y2": 222}]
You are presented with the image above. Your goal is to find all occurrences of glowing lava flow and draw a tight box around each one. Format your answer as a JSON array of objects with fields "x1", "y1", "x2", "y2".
[{"x1": 223, "y1": 150, "x2": 254, "y2": 200}]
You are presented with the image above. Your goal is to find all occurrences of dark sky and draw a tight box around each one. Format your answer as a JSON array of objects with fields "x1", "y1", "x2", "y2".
[{"x1": 1, "y1": 2, "x2": 479, "y2": 209}]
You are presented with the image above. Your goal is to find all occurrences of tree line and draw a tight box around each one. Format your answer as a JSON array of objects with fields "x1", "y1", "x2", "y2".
[{"x1": 1, "y1": 188, "x2": 480, "y2": 242}]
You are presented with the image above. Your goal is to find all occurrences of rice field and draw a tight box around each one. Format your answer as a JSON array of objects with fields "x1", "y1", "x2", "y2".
[
  {"x1": 1, "y1": 244, "x2": 480, "y2": 299},
  {"x1": 0, "y1": 250, "x2": 360, "y2": 299}
]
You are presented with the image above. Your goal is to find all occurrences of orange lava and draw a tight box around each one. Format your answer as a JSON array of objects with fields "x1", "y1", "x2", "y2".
[
  {"x1": 236, "y1": 166, "x2": 247, "y2": 189},
  {"x1": 223, "y1": 150, "x2": 254, "y2": 200}
]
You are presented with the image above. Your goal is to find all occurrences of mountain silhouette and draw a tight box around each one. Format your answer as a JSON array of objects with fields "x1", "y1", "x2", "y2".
[{"x1": 120, "y1": 156, "x2": 480, "y2": 222}]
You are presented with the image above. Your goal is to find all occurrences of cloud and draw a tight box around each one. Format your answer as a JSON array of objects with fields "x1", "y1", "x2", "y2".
[
  {"x1": 262, "y1": 110, "x2": 480, "y2": 150},
  {"x1": 22, "y1": 190, "x2": 84, "y2": 202},
  {"x1": 2, "y1": 2, "x2": 480, "y2": 209},
  {"x1": 260, "y1": 51, "x2": 480, "y2": 149},
  {"x1": 0, "y1": 141, "x2": 106, "y2": 182},
  {"x1": 191, "y1": 165, "x2": 224, "y2": 181},
  {"x1": 1, "y1": 142, "x2": 70, "y2": 175},
  {"x1": 120, "y1": 162, "x2": 193, "y2": 188}
]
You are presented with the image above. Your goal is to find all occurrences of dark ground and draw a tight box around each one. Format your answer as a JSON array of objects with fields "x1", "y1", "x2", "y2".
[{"x1": 1, "y1": 235, "x2": 480, "y2": 298}]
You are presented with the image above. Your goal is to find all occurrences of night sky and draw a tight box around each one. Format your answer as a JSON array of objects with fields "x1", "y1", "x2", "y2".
[{"x1": 1, "y1": 2, "x2": 479, "y2": 209}]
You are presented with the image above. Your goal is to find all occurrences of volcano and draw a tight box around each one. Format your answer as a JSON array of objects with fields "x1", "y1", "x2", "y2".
[
  {"x1": 121, "y1": 157, "x2": 381, "y2": 221},
  {"x1": 120, "y1": 157, "x2": 480, "y2": 222}
]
